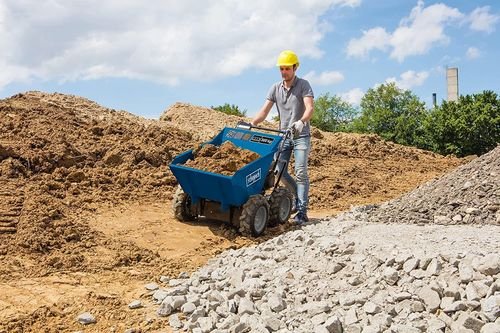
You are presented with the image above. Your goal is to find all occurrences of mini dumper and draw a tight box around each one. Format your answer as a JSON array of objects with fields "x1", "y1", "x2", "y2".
[{"x1": 169, "y1": 122, "x2": 294, "y2": 237}]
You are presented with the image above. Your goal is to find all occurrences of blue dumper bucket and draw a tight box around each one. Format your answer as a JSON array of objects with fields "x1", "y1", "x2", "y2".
[{"x1": 169, "y1": 127, "x2": 282, "y2": 211}]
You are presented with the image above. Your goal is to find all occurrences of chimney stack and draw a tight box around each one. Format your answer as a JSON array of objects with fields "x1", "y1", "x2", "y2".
[{"x1": 446, "y1": 67, "x2": 459, "y2": 102}]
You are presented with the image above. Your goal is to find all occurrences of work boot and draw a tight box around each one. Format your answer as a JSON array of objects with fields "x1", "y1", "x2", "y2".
[{"x1": 293, "y1": 212, "x2": 309, "y2": 225}]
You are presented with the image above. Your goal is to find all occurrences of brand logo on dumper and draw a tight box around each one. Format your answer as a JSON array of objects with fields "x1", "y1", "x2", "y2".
[
  {"x1": 250, "y1": 135, "x2": 274, "y2": 144},
  {"x1": 246, "y1": 168, "x2": 261, "y2": 187}
]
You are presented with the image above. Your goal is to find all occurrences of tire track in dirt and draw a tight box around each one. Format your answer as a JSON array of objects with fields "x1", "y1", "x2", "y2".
[{"x1": 0, "y1": 180, "x2": 24, "y2": 234}]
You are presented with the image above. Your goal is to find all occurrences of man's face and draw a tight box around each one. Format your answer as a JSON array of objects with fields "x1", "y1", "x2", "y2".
[{"x1": 280, "y1": 66, "x2": 295, "y2": 81}]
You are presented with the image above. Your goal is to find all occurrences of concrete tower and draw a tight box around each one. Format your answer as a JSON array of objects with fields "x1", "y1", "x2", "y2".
[{"x1": 447, "y1": 67, "x2": 459, "y2": 102}]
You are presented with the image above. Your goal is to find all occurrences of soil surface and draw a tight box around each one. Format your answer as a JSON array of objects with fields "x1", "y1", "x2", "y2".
[
  {"x1": 185, "y1": 141, "x2": 260, "y2": 176},
  {"x1": 0, "y1": 92, "x2": 466, "y2": 332}
]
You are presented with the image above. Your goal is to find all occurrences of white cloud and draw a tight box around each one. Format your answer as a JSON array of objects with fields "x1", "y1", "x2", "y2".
[
  {"x1": 347, "y1": 1, "x2": 463, "y2": 62},
  {"x1": 340, "y1": 88, "x2": 364, "y2": 105},
  {"x1": 385, "y1": 70, "x2": 429, "y2": 90},
  {"x1": 0, "y1": 0, "x2": 360, "y2": 89},
  {"x1": 303, "y1": 70, "x2": 344, "y2": 86},
  {"x1": 346, "y1": 27, "x2": 390, "y2": 59},
  {"x1": 331, "y1": 0, "x2": 361, "y2": 7},
  {"x1": 468, "y1": 6, "x2": 499, "y2": 33},
  {"x1": 466, "y1": 47, "x2": 481, "y2": 60},
  {"x1": 0, "y1": 62, "x2": 31, "y2": 88}
]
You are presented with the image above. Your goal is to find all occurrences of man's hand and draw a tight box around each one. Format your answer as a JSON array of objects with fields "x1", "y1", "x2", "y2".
[
  {"x1": 236, "y1": 121, "x2": 252, "y2": 129},
  {"x1": 291, "y1": 120, "x2": 305, "y2": 136}
]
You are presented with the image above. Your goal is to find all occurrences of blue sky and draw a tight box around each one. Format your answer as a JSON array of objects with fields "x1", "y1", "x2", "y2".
[{"x1": 0, "y1": 1, "x2": 498, "y2": 119}]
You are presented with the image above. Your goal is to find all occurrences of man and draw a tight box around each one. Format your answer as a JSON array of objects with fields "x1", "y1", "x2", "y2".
[{"x1": 251, "y1": 50, "x2": 314, "y2": 224}]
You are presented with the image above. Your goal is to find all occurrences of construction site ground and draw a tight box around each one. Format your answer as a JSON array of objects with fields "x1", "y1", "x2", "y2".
[{"x1": 0, "y1": 92, "x2": 466, "y2": 332}]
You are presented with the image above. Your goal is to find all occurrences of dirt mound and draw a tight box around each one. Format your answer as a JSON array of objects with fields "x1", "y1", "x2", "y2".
[
  {"x1": 160, "y1": 102, "x2": 250, "y2": 142},
  {"x1": 0, "y1": 91, "x2": 193, "y2": 273},
  {"x1": 307, "y1": 131, "x2": 464, "y2": 211},
  {"x1": 369, "y1": 145, "x2": 500, "y2": 225},
  {"x1": 160, "y1": 102, "x2": 278, "y2": 142}
]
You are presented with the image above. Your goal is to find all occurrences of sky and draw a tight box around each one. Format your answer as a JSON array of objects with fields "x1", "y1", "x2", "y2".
[{"x1": 0, "y1": 0, "x2": 499, "y2": 119}]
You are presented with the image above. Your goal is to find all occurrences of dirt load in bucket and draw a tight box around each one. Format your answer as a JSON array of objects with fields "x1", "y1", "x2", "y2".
[
  {"x1": 0, "y1": 92, "x2": 468, "y2": 332},
  {"x1": 184, "y1": 141, "x2": 260, "y2": 175}
]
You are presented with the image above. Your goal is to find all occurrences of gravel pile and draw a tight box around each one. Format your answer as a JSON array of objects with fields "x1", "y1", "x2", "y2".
[
  {"x1": 144, "y1": 147, "x2": 500, "y2": 333},
  {"x1": 149, "y1": 214, "x2": 499, "y2": 333},
  {"x1": 369, "y1": 146, "x2": 499, "y2": 226}
]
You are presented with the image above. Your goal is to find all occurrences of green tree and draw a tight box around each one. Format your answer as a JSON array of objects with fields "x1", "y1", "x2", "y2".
[
  {"x1": 211, "y1": 103, "x2": 246, "y2": 117},
  {"x1": 424, "y1": 90, "x2": 499, "y2": 157},
  {"x1": 311, "y1": 93, "x2": 359, "y2": 132},
  {"x1": 352, "y1": 82, "x2": 427, "y2": 147}
]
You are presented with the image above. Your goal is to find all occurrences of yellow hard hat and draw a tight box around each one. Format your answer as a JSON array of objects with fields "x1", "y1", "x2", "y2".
[{"x1": 276, "y1": 50, "x2": 299, "y2": 68}]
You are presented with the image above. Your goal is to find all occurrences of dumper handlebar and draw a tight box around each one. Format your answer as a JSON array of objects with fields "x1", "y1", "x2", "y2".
[
  {"x1": 236, "y1": 121, "x2": 291, "y2": 136},
  {"x1": 236, "y1": 121, "x2": 294, "y2": 193}
]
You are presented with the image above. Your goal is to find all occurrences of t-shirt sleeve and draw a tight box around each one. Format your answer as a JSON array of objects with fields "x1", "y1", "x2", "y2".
[
  {"x1": 302, "y1": 80, "x2": 314, "y2": 98},
  {"x1": 266, "y1": 84, "x2": 277, "y2": 102}
]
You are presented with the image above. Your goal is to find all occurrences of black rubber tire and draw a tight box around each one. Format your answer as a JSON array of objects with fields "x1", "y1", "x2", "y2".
[
  {"x1": 172, "y1": 186, "x2": 197, "y2": 221},
  {"x1": 268, "y1": 187, "x2": 293, "y2": 227},
  {"x1": 239, "y1": 194, "x2": 269, "y2": 237}
]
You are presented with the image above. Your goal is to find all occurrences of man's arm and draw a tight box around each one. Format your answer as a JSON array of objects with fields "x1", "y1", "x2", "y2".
[
  {"x1": 290, "y1": 96, "x2": 314, "y2": 134},
  {"x1": 301, "y1": 96, "x2": 314, "y2": 123},
  {"x1": 251, "y1": 99, "x2": 274, "y2": 126}
]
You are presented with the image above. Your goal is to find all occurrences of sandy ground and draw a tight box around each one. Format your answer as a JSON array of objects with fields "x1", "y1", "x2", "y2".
[{"x1": 1, "y1": 201, "x2": 333, "y2": 333}]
